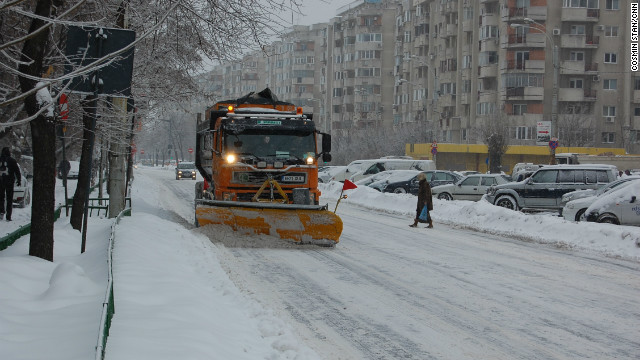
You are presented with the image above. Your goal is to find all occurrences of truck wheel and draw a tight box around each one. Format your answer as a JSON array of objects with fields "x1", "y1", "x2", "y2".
[{"x1": 495, "y1": 195, "x2": 518, "y2": 211}]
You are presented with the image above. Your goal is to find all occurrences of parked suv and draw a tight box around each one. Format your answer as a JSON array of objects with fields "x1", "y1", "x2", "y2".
[{"x1": 485, "y1": 164, "x2": 618, "y2": 213}]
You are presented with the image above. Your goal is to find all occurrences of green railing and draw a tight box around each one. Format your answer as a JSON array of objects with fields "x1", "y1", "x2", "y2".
[{"x1": 95, "y1": 207, "x2": 129, "y2": 360}]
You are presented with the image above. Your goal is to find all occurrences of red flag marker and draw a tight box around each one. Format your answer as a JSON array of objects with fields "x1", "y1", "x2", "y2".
[{"x1": 342, "y1": 179, "x2": 358, "y2": 191}]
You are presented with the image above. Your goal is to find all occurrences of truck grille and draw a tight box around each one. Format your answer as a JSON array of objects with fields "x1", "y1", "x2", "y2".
[{"x1": 232, "y1": 171, "x2": 307, "y2": 185}]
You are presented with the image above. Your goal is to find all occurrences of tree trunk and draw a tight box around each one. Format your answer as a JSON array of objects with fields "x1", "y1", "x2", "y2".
[
  {"x1": 18, "y1": 0, "x2": 54, "y2": 261},
  {"x1": 70, "y1": 95, "x2": 96, "y2": 230}
]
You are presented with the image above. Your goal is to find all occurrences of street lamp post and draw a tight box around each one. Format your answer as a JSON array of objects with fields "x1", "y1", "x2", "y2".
[{"x1": 510, "y1": 18, "x2": 558, "y2": 164}]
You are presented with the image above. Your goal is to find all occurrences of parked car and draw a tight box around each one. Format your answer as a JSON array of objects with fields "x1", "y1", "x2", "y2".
[
  {"x1": 486, "y1": 164, "x2": 618, "y2": 213},
  {"x1": 365, "y1": 170, "x2": 422, "y2": 192},
  {"x1": 13, "y1": 164, "x2": 30, "y2": 208},
  {"x1": 563, "y1": 177, "x2": 640, "y2": 221},
  {"x1": 378, "y1": 170, "x2": 462, "y2": 194},
  {"x1": 354, "y1": 170, "x2": 401, "y2": 189},
  {"x1": 331, "y1": 158, "x2": 435, "y2": 182},
  {"x1": 318, "y1": 165, "x2": 346, "y2": 183},
  {"x1": 432, "y1": 173, "x2": 511, "y2": 201},
  {"x1": 175, "y1": 161, "x2": 197, "y2": 180},
  {"x1": 585, "y1": 181, "x2": 640, "y2": 226}
]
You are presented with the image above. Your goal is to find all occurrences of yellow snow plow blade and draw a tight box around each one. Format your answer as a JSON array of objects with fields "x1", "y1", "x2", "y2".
[{"x1": 195, "y1": 200, "x2": 343, "y2": 245}]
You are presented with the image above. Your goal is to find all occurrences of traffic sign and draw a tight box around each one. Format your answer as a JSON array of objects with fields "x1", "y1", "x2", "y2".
[
  {"x1": 549, "y1": 140, "x2": 559, "y2": 150},
  {"x1": 188, "y1": 148, "x2": 193, "y2": 154},
  {"x1": 140, "y1": 150, "x2": 145, "y2": 155}
]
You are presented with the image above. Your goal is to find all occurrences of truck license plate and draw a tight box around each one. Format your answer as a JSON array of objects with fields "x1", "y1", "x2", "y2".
[{"x1": 282, "y1": 175, "x2": 304, "y2": 182}]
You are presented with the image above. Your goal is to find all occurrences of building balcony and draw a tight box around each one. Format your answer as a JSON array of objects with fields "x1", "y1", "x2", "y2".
[
  {"x1": 501, "y1": 33, "x2": 546, "y2": 48},
  {"x1": 558, "y1": 88, "x2": 597, "y2": 102},
  {"x1": 501, "y1": 59, "x2": 545, "y2": 72},
  {"x1": 479, "y1": 38, "x2": 499, "y2": 52},
  {"x1": 478, "y1": 91, "x2": 497, "y2": 103},
  {"x1": 459, "y1": 93, "x2": 471, "y2": 104},
  {"x1": 560, "y1": 34, "x2": 599, "y2": 48},
  {"x1": 506, "y1": 113, "x2": 544, "y2": 124},
  {"x1": 561, "y1": 7, "x2": 600, "y2": 21},
  {"x1": 501, "y1": 6, "x2": 547, "y2": 22},
  {"x1": 439, "y1": 94, "x2": 456, "y2": 107},
  {"x1": 633, "y1": 90, "x2": 640, "y2": 103},
  {"x1": 462, "y1": 19, "x2": 473, "y2": 32},
  {"x1": 444, "y1": 23, "x2": 457, "y2": 37},
  {"x1": 560, "y1": 60, "x2": 599, "y2": 75},
  {"x1": 441, "y1": 1, "x2": 457, "y2": 14},
  {"x1": 414, "y1": 34, "x2": 430, "y2": 47},
  {"x1": 502, "y1": 86, "x2": 544, "y2": 101},
  {"x1": 633, "y1": 116, "x2": 640, "y2": 128},
  {"x1": 478, "y1": 64, "x2": 498, "y2": 78},
  {"x1": 480, "y1": 13, "x2": 499, "y2": 27}
]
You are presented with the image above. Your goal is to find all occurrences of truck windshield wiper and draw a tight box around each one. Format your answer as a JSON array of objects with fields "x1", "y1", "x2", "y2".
[{"x1": 237, "y1": 152, "x2": 264, "y2": 161}]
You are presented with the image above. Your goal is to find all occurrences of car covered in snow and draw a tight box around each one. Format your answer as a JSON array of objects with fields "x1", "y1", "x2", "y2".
[
  {"x1": 318, "y1": 166, "x2": 347, "y2": 183},
  {"x1": 377, "y1": 170, "x2": 462, "y2": 194},
  {"x1": 584, "y1": 180, "x2": 640, "y2": 226},
  {"x1": 175, "y1": 161, "x2": 197, "y2": 180},
  {"x1": 561, "y1": 176, "x2": 640, "y2": 221},
  {"x1": 432, "y1": 173, "x2": 511, "y2": 201}
]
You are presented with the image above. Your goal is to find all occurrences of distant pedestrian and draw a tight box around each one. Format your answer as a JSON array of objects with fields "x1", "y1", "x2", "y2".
[
  {"x1": 409, "y1": 172, "x2": 433, "y2": 228},
  {"x1": 0, "y1": 147, "x2": 21, "y2": 221}
]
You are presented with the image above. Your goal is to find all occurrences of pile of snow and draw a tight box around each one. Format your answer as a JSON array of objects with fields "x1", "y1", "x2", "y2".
[{"x1": 320, "y1": 181, "x2": 640, "y2": 260}]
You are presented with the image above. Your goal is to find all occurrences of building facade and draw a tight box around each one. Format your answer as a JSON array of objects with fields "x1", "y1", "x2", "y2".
[{"x1": 201, "y1": 0, "x2": 640, "y2": 154}]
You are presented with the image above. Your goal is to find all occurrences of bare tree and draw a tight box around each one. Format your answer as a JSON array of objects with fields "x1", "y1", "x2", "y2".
[
  {"x1": 557, "y1": 111, "x2": 596, "y2": 148},
  {"x1": 1, "y1": 0, "x2": 306, "y2": 260},
  {"x1": 476, "y1": 114, "x2": 510, "y2": 174}
]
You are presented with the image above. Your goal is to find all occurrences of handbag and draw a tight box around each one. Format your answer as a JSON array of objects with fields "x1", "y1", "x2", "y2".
[{"x1": 418, "y1": 206, "x2": 429, "y2": 222}]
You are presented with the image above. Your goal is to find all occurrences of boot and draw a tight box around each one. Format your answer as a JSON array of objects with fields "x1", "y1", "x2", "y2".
[
  {"x1": 409, "y1": 219, "x2": 418, "y2": 228},
  {"x1": 427, "y1": 220, "x2": 433, "y2": 228}
]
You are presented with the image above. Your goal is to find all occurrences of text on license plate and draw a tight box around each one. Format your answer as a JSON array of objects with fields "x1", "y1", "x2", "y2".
[{"x1": 282, "y1": 175, "x2": 304, "y2": 182}]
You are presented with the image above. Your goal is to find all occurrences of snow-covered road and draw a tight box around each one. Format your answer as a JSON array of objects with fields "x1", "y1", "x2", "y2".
[{"x1": 145, "y1": 167, "x2": 640, "y2": 359}]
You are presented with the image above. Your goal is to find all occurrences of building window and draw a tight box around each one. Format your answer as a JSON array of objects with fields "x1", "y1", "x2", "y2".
[
  {"x1": 461, "y1": 128, "x2": 468, "y2": 141},
  {"x1": 602, "y1": 132, "x2": 615, "y2": 143},
  {"x1": 513, "y1": 104, "x2": 528, "y2": 115},
  {"x1": 605, "y1": 0, "x2": 619, "y2": 10},
  {"x1": 604, "y1": 53, "x2": 617, "y2": 64},
  {"x1": 462, "y1": 55, "x2": 472, "y2": 69},
  {"x1": 514, "y1": 126, "x2": 533, "y2": 140},
  {"x1": 480, "y1": 26, "x2": 498, "y2": 39},
  {"x1": 477, "y1": 102, "x2": 496, "y2": 115},
  {"x1": 570, "y1": 25, "x2": 585, "y2": 35},
  {"x1": 603, "y1": 79, "x2": 617, "y2": 90},
  {"x1": 569, "y1": 78, "x2": 584, "y2": 88},
  {"x1": 603, "y1": 105, "x2": 616, "y2": 117},
  {"x1": 404, "y1": 31, "x2": 411, "y2": 43},
  {"x1": 569, "y1": 51, "x2": 585, "y2": 61},
  {"x1": 605, "y1": 26, "x2": 619, "y2": 37},
  {"x1": 634, "y1": 77, "x2": 640, "y2": 90},
  {"x1": 332, "y1": 88, "x2": 343, "y2": 97}
]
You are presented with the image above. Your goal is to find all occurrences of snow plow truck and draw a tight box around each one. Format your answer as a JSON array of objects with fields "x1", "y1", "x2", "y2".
[{"x1": 194, "y1": 88, "x2": 343, "y2": 246}]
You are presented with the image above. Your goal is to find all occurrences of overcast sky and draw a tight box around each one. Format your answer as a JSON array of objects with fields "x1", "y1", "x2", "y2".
[{"x1": 289, "y1": 0, "x2": 356, "y2": 25}]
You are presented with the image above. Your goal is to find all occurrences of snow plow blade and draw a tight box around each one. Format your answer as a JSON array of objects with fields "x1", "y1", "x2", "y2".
[{"x1": 195, "y1": 200, "x2": 343, "y2": 245}]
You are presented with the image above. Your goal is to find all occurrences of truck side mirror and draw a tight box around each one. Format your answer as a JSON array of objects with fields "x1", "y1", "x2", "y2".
[
  {"x1": 322, "y1": 153, "x2": 332, "y2": 163},
  {"x1": 321, "y1": 133, "x2": 331, "y2": 153}
]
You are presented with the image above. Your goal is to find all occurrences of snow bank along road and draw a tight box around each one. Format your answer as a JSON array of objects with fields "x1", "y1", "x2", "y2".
[{"x1": 150, "y1": 167, "x2": 639, "y2": 359}]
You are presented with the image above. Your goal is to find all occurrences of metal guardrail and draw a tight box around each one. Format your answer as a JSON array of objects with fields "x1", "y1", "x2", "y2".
[{"x1": 95, "y1": 207, "x2": 130, "y2": 360}]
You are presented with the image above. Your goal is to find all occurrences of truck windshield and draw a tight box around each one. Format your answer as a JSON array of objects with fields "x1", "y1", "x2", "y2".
[{"x1": 225, "y1": 132, "x2": 316, "y2": 160}]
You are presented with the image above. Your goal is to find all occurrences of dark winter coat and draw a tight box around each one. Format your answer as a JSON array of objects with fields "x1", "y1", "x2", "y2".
[
  {"x1": 416, "y1": 178, "x2": 433, "y2": 216},
  {"x1": 0, "y1": 151, "x2": 20, "y2": 188}
]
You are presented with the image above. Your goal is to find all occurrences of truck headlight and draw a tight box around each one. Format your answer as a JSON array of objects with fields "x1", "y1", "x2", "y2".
[{"x1": 226, "y1": 154, "x2": 236, "y2": 164}]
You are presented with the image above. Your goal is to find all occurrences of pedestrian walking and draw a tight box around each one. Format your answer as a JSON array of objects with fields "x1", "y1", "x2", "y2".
[
  {"x1": 409, "y1": 172, "x2": 433, "y2": 228},
  {"x1": 0, "y1": 147, "x2": 21, "y2": 221}
]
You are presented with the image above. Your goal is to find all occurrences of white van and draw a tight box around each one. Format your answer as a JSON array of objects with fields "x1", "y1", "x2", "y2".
[{"x1": 331, "y1": 158, "x2": 436, "y2": 182}]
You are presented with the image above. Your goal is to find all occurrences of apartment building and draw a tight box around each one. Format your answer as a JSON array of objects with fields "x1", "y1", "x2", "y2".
[{"x1": 201, "y1": 0, "x2": 639, "y2": 154}]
